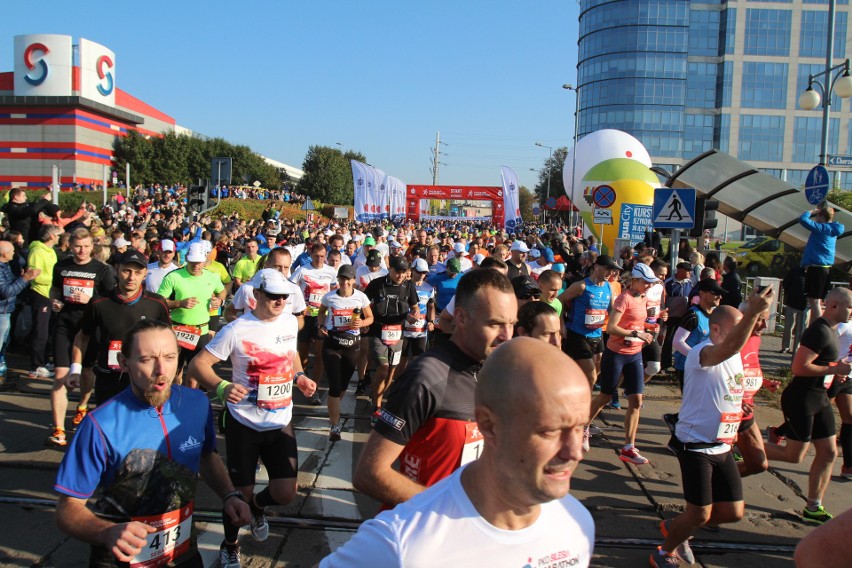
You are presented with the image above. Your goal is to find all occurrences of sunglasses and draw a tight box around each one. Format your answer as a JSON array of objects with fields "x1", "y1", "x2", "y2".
[
  {"x1": 261, "y1": 289, "x2": 289, "y2": 301},
  {"x1": 520, "y1": 291, "x2": 542, "y2": 300}
]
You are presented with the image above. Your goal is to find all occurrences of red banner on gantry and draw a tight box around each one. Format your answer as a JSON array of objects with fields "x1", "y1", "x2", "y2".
[{"x1": 405, "y1": 185, "x2": 504, "y2": 227}]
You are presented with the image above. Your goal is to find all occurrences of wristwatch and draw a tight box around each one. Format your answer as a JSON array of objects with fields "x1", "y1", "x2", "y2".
[{"x1": 631, "y1": 330, "x2": 639, "y2": 338}]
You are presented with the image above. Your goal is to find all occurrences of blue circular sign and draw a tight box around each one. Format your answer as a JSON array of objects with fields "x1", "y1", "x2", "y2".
[
  {"x1": 805, "y1": 165, "x2": 830, "y2": 205},
  {"x1": 532, "y1": 206, "x2": 541, "y2": 216},
  {"x1": 545, "y1": 197, "x2": 557, "y2": 208},
  {"x1": 592, "y1": 185, "x2": 616, "y2": 208}
]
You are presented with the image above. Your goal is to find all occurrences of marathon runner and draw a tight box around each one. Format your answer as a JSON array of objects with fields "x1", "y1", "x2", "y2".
[
  {"x1": 231, "y1": 240, "x2": 261, "y2": 287},
  {"x1": 226, "y1": 247, "x2": 305, "y2": 328},
  {"x1": 764, "y1": 287, "x2": 852, "y2": 524},
  {"x1": 317, "y1": 264, "x2": 374, "y2": 441},
  {"x1": 355, "y1": 249, "x2": 387, "y2": 291},
  {"x1": 399, "y1": 258, "x2": 435, "y2": 372},
  {"x1": 290, "y1": 243, "x2": 337, "y2": 403},
  {"x1": 364, "y1": 256, "x2": 420, "y2": 414},
  {"x1": 188, "y1": 269, "x2": 317, "y2": 566},
  {"x1": 353, "y1": 269, "x2": 516, "y2": 507},
  {"x1": 144, "y1": 238, "x2": 179, "y2": 294},
  {"x1": 47, "y1": 228, "x2": 116, "y2": 447},
  {"x1": 672, "y1": 278, "x2": 723, "y2": 391},
  {"x1": 157, "y1": 242, "x2": 226, "y2": 384},
  {"x1": 558, "y1": 254, "x2": 619, "y2": 390},
  {"x1": 516, "y1": 301, "x2": 561, "y2": 347},
  {"x1": 66, "y1": 249, "x2": 171, "y2": 405},
  {"x1": 586, "y1": 263, "x2": 665, "y2": 464},
  {"x1": 652, "y1": 290, "x2": 772, "y2": 567},
  {"x1": 54, "y1": 319, "x2": 251, "y2": 568}
]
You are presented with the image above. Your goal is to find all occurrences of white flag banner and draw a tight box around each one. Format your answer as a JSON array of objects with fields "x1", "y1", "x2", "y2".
[
  {"x1": 500, "y1": 165, "x2": 522, "y2": 231},
  {"x1": 367, "y1": 167, "x2": 385, "y2": 220},
  {"x1": 351, "y1": 160, "x2": 371, "y2": 222},
  {"x1": 376, "y1": 171, "x2": 389, "y2": 220},
  {"x1": 388, "y1": 176, "x2": 406, "y2": 221}
]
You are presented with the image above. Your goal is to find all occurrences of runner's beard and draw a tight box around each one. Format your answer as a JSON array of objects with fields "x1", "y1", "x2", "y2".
[{"x1": 143, "y1": 376, "x2": 173, "y2": 408}]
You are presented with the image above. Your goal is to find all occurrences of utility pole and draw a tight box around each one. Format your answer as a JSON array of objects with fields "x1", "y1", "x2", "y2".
[{"x1": 431, "y1": 131, "x2": 441, "y2": 185}]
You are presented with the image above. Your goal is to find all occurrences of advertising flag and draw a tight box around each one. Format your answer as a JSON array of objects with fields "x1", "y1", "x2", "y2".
[
  {"x1": 388, "y1": 176, "x2": 406, "y2": 221},
  {"x1": 500, "y1": 166, "x2": 522, "y2": 231},
  {"x1": 351, "y1": 160, "x2": 371, "y2": 222}
]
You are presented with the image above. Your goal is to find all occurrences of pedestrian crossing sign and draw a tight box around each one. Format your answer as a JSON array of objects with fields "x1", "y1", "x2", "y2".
[{"x1": 652, "y1": 188, "x2": 696, "y2": 229}]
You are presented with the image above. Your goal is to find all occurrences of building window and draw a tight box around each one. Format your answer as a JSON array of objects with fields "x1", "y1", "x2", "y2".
[
  {"x1": 738, "y1": 115, "x2": 785, "y2": 161},
  {"x1": 689, "y1": 9, "x2": 721, "y2": 57},
  {"x1": 744, "y1": 9, "x2": 792, "y2": 56},
  {"x1": 687, "y1": 62, "x2": 720, "y2": 108},
  {"x1": 793, "y1": 117, "x2": 839, "y2": 163},
  {"x1": 723, "y1": 8, "x2": 737, "y2": 53},
  {"x1": 800, "y1": 11, "x2": 848, "y2": 58},
  {"x1": 798, "y1": 63, "x2": 841, "y2": 111},
  {"x1": 741, "y1": 62, "x2": 788, "y2": 109}
]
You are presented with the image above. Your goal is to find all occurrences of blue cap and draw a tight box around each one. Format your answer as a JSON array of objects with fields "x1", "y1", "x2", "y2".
[{"x1": 543, "y1": 248, "x2": 555, "y2": 263}]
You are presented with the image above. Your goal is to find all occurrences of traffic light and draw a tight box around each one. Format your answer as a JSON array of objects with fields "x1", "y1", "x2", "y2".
[
  {"x1": 689, "y1": 197, "x2": 719, "y2": 237},
  {"x1": 188, "y1": 184, "x2": 208, "y2": 213}
]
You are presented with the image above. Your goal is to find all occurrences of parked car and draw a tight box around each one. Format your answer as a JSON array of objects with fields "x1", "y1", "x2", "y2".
[{"x1": 733, "y1": 237, "x2": 801, "y2": 276}]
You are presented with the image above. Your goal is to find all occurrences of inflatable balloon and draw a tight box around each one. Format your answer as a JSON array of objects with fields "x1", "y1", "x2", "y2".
[{"x1": 562, "y1": 129, "x2": 659, "y2": 256}]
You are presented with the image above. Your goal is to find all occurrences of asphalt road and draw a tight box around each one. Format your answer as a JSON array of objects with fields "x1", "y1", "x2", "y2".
[{"x1": 0, "y1": 334, "x2": 848, "y2": 567}]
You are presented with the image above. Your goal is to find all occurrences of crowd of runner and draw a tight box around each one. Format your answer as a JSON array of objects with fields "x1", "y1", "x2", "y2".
[{"x1": 0, "y1": 185, "x2": 847, "y2": 566}]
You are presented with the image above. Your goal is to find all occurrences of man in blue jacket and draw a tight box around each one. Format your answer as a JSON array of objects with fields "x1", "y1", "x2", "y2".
[
  {"x1": 800, "y1": 207, "x2": 844, "y2": 324},
  {"x1": 0, "y1": 240, "x2": 40, "y2": 383}
]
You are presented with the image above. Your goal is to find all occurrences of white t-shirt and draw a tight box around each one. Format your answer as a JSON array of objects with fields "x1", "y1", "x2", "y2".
[
  {"x1": 145, "y1": 261, "x2": 179, "y2": 294},
  {"x1": 645, "y1": 282, "x2": 664, "y2": 324},
  {"x1": 231, "y1": 272, "x2": 306, "y2": 317},
  {"x1": 404, "y1": 281, "x2": 435, "y2": 338},
  {"x1": 676, "y1": 339, "x2": 745, "y2": 453},
  {"x1": 291, "y1": 264, "x2": 338, "y2": 316},
  {"x1": 836, "y1": 321, "x2": 852, "y2": 361},
  {"x1": 355, "y1": 265, "x2": 388, "y2": 291},
  {"x1": 528, "y1": 261, "x2": 552, "y2": 279},
  {"x1": 354, "y1": 249, "x2": 388, "y2": 270},
  {"x1": 321, "y1": 289, "x2": 370, "y2": 335},
  {"x1": 205, "y1": 312, "x2": 300, "y2": 431},
  {"x1": 320, "y1": 466, "x2": 594, "y2": 568}
]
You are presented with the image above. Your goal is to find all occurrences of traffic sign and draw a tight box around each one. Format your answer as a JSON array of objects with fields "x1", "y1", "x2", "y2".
[
  {"x1": 545, "y1": 197, "x2": 557, "y2": 209},
  {"x1": 594, "y1": 208, "x2": 613, "y2": 225},
  {"x1": 653, "y1": 188, "x2": 696, "y2": 229},
  {"x1": 532, "y1": 204, "x2": 541, "y2": 216},
  {"x1": 805, "y1": 165, "x2": 829, "y2": 205},
  {"x1": 592, "y1": 185, "x2": 616, "y2": 208},
  {"x1": 827, "y1": 155, "x2": 852, "y2": 169}
]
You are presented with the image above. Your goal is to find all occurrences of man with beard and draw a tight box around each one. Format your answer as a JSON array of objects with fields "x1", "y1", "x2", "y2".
[
  {"x1": 188, "y1": 269, "x2": 317, "y2": 566},
  {"x1": 323, "y1": 338, "x2": 594, "y2": 567},
  {"x1": 54, "y1": 319, "x2": 250, "y2": 567}
]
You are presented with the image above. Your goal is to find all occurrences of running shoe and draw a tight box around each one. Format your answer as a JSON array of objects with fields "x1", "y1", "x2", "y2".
[
  {"x1": 592, "y1": 383, "x2": 602, "y2": 393},
  {"x1": 29, "y1": 366, "x2": 54, "y2": 379},
  {"x1": 589, "y1": 424, "x2": 603, "y2": 436},
  {"x1": 310, "y1": 394, "x2": 322, "y2": 406},
  {"x1": 605, "y1": 400, "x2": 622, "y2": 410},
  {"x1": 841, "y1": 465, "x2": 852, "y2": 480},
  {"x1": 45, "y1": 362, "x2": 55, "y2": 372},
  {"x1": 354, "y1": 384, "x2": 367, "y2": 397},
  {"x1": 47, "y1": 428, "x2": 67, "y2": 447},
  {"x1": 619, "y1": 446, "x2": 650, "y2": 465},
  {"x1": 649, "y1": 546, "x2": 681, "y2": 567},
  {"x1": 582, "y1": 427, "x2": 591, "y2": 452},
  {"x1": 250, "y1": 511, "x2": 269, "y2": 541},
  {"x1": 329, "y1": 425, "x2": 342, "y2": 442},
  {"x1": 660, "y1": 519, "x2": 695, "y2": 564},
  {"x1": 766, "y1": 425, "x2": 784, "y2": 445},
  {"x1": 219, "y1": 541, "x2": 241, "y2": 568},
  {"x1": 72, "y1": 406, "x2": 88, "y2": 426},
  {"x1": 802, "y1": 505, "x2": 833, "y2": 524}
]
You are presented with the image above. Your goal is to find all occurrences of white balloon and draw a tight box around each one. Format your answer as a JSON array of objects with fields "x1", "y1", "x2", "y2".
[{"x1": 562, "y1": 129, "x2": 653, "y2": 207}]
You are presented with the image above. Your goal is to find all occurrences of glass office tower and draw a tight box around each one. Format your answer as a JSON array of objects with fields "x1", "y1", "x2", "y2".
[{"x1": 577, "y1": 0, "x2": 852, "y2": 189}]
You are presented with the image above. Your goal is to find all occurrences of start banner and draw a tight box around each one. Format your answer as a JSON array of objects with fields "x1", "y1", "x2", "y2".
[{"x1": 405, "y1": 185, "x2": 504, "y2": 227}]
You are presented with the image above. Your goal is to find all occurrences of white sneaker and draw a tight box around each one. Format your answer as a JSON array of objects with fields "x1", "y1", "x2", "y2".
[
  {"x1": 29, "y1": 367, "x2": 54, "y2": 379},
  {"x1": 250, "y1": 511, "x2": 269, "y2": 541},
  {"x1": 582, "y1": 427, "x2": 591, "y2": 452},
  {"x1": 219, "y1": 541, "x2": 241, "y2": 568}
]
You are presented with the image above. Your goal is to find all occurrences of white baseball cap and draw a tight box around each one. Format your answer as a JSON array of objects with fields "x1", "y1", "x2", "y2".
[
  {"x1": 510, "y1": 241, "x2": 530, "y2": 253},
  {"x1": 529, "y1": 248, "x2": 542, "y2": 259},
  {"x1": 160, "y1": 239, "x2": 175, "y2": 252},
  {"x1": 453, "y1": 242, "x2": 469, "y2": 255},
  {"x1": 472, "y1": 253, "x2": 485, "y2": 264},
  {"x1": 186, "y1": 242, "x2": 207, "y2": 263},
  {"x1": 113, "y1": 237, "x2": 129, "y2": 248},
  {"x1": 412, "y1": 258, "x2": 429, "y2": 273},
  {"x1": 256, "y1": 269, "x2": 291, "y2": 295}
]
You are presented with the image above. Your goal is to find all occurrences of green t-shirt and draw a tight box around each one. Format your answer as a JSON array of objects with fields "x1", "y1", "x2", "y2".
[
  {"x1": 545, "y1": 297, "x2": 562, "y2": 318},
  {"x1": 157, "y1": 268, "x2": 224, "y2": 327},
  {"x1": 232, "y1": 256, "x2": 259, "y2": 283}
]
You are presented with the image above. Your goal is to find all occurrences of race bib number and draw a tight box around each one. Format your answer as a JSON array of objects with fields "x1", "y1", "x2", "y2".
[
  {"x1": 460, "y1": 422, "x2": 485, "y2": 465},
  {"x1": 332, "y1": 308, "x2": 354, "y2": 331},
  {"x1": 381, "y1": 324, "x2": 402, "y2": 346},
  {"x1": 62, "y1": 278, "x2": 94, "y2": 303},
  {"x1": 129, "y1": 503, "x2": 193, "y2": 568},
  {"x1": 107, "y1": 340, "x2": 122, "y2": 370},
  {"x1": 172, "y1": 325, "x2": 202, "y2": 351},
  {"x1": 584, "y1": 308, "x2": 606, "y2": 329},
  {"x1": 742, "y1": 368, "x2": 763, "y2": 397},
  {"x1": 257, "y1": 373, "x2": 293, "y2": 410},
  {"x1": 308, "y1": 292, "x2": 324, "y2": 307},
  {"x1": 716, "y1": 412, "x2": 743, "y2": 443},
  {"x1": 306, "y1": 282, "x2": 330, "y2": 309}
]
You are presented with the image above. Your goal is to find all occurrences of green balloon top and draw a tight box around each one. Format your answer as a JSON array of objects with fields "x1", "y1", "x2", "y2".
[{"x1": 583, "y1": 158, "x2": 659, "y2": 184}]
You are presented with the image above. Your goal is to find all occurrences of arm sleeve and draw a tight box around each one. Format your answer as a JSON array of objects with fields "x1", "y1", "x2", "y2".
[
  {"x1": 54, "y1": 417, "x2": 107, "y2": 499},
  {"x1": 157, "y1": 271, "x2": 176, "y2": 300},
  {"x1": 673, "y1": 326, "x2": 693, "y2": 357},
  {"x1": 204, "y1": 322, "x2": 235, "y2": 361},
  {"x1": 373, "y1": 369, "x2": 437, "y2": 446}
]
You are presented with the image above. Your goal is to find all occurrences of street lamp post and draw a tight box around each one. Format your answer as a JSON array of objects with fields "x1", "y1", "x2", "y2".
[
  {"x1": 563, "y1": 84, "x2": 580, "y2": 228},
  {"x1": 798, "y1": 0, "x2": 852, "y2": 169},
  {"x1": 534, "y1": 142, "x2": 552, "y2": 224}
]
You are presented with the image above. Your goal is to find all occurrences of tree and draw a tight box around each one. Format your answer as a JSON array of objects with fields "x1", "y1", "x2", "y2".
[
  {"x1": 518, "y1": 185, "x2": 535, "y2": 222},
  {"x1": 828, "y1": 189, "x2": 852, "y2": 211},
  {"x1": 533, "y1": 146, "x2": 569, "y2": 203},
  {"x1": 113, "y1": 131, "x2": 155, "y2": 186},
  {"x1": 299, "y1": 146, "x2": 367, "y2": 204}
]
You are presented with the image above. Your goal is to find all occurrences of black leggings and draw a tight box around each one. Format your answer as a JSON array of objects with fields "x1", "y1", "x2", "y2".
[{"x1": 323, "y1": 338, "x2": 360, "y2": 397}]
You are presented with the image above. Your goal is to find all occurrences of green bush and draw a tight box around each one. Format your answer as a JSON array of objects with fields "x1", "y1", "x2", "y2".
[{"x1": 1, "y1": 188, "x2": 125, "y2": 212}]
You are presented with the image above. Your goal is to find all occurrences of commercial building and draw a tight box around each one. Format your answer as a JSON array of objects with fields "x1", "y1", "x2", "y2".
[{"x1": 577, "y1": 0, "x2": 852, "y2": 191}]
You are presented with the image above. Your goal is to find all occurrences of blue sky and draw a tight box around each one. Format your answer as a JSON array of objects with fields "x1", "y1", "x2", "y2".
[{"x1": 1, "y1": 1, "x2": 580, "y2": 192}]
